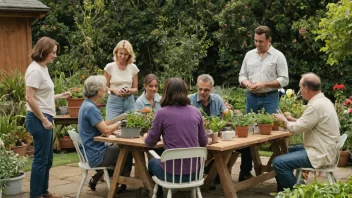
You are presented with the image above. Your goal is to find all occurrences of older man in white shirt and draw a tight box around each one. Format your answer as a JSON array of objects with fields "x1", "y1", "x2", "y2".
[{"x1": 273, "y1": 73, "x2": 340, "y2": 192}]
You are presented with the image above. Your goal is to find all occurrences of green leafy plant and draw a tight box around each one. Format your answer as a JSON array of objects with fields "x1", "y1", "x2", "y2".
[
  {"x1": 208, "y1": 117, "x2": 227, "y2": 133},
  {"x1": 280, "y1": 89, "x2": 305, "y2": 118},
  {"x1": 69, "y1": 87, "x2": 84, "y2": 98},
  {"x1": 233, "y1": 112, "x2": 255, "y2": 127},
  {"x1": 0, "y1": 138, "x2": 27, "y2": 191},
  {"x1": 272, "y1": 176, "x2": 352, "y2": 198},
  {"x1": 122, "y1": 113, "x2": 153, "y2": 129},
  {"x1": 54, "y1": 72, "x2": 68, "y2": 106},
  {"x1": 256, "y1": 108, "x2": 276, "y2": 124},
  {"x1": 0, "y1": 69, "x2": 25, "y2": 103}
]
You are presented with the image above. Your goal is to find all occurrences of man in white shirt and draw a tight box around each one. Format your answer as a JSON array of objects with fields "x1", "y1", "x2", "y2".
[
  {"x1": 237, "y1": 25, "x2": 289, "y2": 182},
  {"x1": 273, "y1": 73, "x2": 340, "y2": 191}
]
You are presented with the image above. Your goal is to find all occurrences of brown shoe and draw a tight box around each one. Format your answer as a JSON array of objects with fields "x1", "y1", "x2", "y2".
[{"x1": 43, "y1": 193, "x2": 62, "y2": 198}]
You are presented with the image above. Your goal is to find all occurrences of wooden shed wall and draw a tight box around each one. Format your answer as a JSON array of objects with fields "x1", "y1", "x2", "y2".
[{"x1": 0, "y1": 17, "x2": 32, "y2": 75}]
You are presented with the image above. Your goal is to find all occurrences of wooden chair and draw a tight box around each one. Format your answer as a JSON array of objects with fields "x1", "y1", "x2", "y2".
[
  {"x1": 68, "y1": 130, "x2": 111, "y2": 198},
  {"x1": 295, "y1": 134, "x2": 348, "y2": 184},
  {"x1": 149, "y1": 147, "x2": 207, "y2": 198}
]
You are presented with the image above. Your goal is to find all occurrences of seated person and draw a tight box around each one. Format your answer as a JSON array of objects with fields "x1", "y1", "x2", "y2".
[
  {"x1": 144, "y1": 78, "x2": 208, "y2": 197},
  {"x1": 135, "y1": 74, "x2": 161, "y2": 112},
  {"x1": 273, "y1": 73, "x2": 340, "y2": 192},
  {"x1": 78, "y1": 75, "x2": 133, "y2": 192}
]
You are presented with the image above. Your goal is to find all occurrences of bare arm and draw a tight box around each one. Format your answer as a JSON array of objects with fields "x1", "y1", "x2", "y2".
[
  {"x1": 104, "y1": 71, "x2": 111, "y2": 88},
  {"x1": 25, "y1": 86, "x2": 52, "y2": 129},
  {"x1": 95, "y1": 120, "x2": 121, "y2": 136}
]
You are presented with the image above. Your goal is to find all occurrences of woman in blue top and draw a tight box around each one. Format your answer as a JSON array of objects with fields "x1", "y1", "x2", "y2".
[
  {"x1": 78, "y1": 75, "x2": 132, "y2": 193},
  {"x1": 135, "y1": 74, "x2": 161, "y2": 112}
]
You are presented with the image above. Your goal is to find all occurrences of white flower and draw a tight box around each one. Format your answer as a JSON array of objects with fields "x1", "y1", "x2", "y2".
[
  {"x1": 286, "y1": 89, "x2": 294, "y2": 98},
  {"x1": 0, "y1": 138, "x2": 4, "y2": 148}
]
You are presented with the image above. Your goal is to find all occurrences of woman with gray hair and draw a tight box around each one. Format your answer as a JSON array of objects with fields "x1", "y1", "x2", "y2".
[{"x1": 78, "y1": 75, "x2": 132, "y2": 193}]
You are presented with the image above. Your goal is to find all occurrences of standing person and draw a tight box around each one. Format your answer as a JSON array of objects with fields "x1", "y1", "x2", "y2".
[
  {"x1": 104, "y1": 40, "x2": 139, "y2": 120},
  {"x1": 135, "y1": 74, "x2": 161, "y2": 113},
  {"x1": 78, "y1": 75, "x2": 132, "y2": 193},
  {"x1": 273, "y1": 73, "x2": 339, "y2": 192},
  {"x1": 237, "y1": 25, "x2": 289, "y2": 182},
  {"x1": 144, "y1": 78, "x2": 208, "y2": 198},
  {"x1": 25, "y1": 37, "x2": 71, "y2": 198},
  {"x1": 188, "y1": 74, "x2": 229, "y2": 117}
]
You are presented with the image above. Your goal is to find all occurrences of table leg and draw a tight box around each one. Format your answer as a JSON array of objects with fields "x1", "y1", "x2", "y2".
[
  {"x1": 132, "y1": 150, "x2": 154, "y2": 198},
  {"x1": 250, "y1": 145, "x2": 262, "y2": 176},
  {"x1": 213, "y1": 151, "x2": 238, "y2": 198},
  {"x1": 108, "y1": 147, "x2": 128, "y2": 198}
]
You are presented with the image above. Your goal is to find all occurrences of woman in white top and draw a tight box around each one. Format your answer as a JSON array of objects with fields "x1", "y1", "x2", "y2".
[
  {"x1": 25, "y1": 37, "x2": 71, "y2": 198},
  {"x1": 135, "y1": 74, "x2": 162, "y2": 113},
  {"x1": 104, "y1": 40, "x2": 139, "y2": 120}
]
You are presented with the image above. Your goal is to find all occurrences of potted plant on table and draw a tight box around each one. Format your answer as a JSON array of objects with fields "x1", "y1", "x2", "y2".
[
  {"x1": 232, "y1": 112, "x2": 255, "y2": 138},
  {"x1": 138, "y1": 108, "x2": 155, "y2": 136},
  {"x1": 67, "y1": 87, "x2": 84, "y2": 117},
  {"x1": 256, "y1": 108, "x2": 276, "y2": 135},
  {"x1": 0, "y1": 138, "x2": 27, "y2": 197},
  {"x1": 208, "y1": 117, "x2": 227, "y2": 143},
  {"x1": 121, "y1": 112, "x2": 151, "y2": 138}
]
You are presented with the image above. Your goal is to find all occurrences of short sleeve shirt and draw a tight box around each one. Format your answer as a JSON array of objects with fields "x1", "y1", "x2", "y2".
[
  {"x1": 188, "y1": 93, "x2": 227, "y2": 117},
  {"x1": 135, "y1": 92, "x2": 162, "y2": 113},
  {"x1": 25, "y1": 61, "x2": 55, "y2": 116},
  {"x1": 78, "y1": 99, "x2": 106, "y2": 167},
  {"x1": 104, "y1": 62, "x2": 139, "y2": 89}
]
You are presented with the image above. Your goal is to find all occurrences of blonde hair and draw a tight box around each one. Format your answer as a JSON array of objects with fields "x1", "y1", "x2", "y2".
[{"x1": 113, "y1": 40, "x2": 136, "y2": 64}]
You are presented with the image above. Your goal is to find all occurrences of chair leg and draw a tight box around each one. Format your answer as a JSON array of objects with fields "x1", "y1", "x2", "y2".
[
  {"x1": 196, "y1": 187, "x2": 202, "y2": 198},
  {"x1": 103, "y1": 169, "x2": 110, "y2": 189},
  {"x1": 77, "y1": 169, "x2": 88, "y2": 198},
  {"x1": 167, "y1": 188, "x2": 172, "y2": 198},
  {"x1": 296, "y1": 169, "x2": 303, "y2": 184},
  {"x1": 191, "y1": 187, "x2": 196, "y2": 198},
  {"x1": 326, "y1": 172, "x2": 334, "y2": 183},
  {"x1": 152, "y1": 184, "x2": 158, "y2": 198}
]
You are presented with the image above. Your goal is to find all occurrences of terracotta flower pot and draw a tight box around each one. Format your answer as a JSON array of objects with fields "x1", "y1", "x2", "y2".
[
  {"x1": 258, "y1": 123, "x2": 273, "y2": 135},
  {"x1": 59, "y1": 138, "x2": 75, "y2": 149},
  {"x1": 272, "y1": 123, "x2": 280, "y2": 130},
  {"x1": 212, "y1": 132, "x2": 218, "y2": 144},
  {"x1": 338, "y1": 150, "x2": 350, "y2": 167},
  {"x1": 11, "y1": 145, "x2": 27, "y2": 156},
  {"x1": 67, "y1": 98, "x2": 84, "y2": 117},
  {"x1": 235, "y1": 126, "x2": 249, "y2": 138}
]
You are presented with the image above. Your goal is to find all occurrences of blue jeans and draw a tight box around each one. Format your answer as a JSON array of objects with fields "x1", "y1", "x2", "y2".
[
  {"x1": 245, "y1": 91, "x2": 279, "y2": 114},
  {"x1": 273, "y1": 145, "x2": 313, "y2": 191},
  {"x1": 26, "y1": 112, "x2": 54, "y2": 198},
  {"x1": 148, "y1": 158, "x2": 198, "y2": 183},
  {"x1": 238, "y1": 91, "x2": 280, "y2": 176},
  {"x1": 106, "y1": 94, "x2": 135, "y2": 120}
]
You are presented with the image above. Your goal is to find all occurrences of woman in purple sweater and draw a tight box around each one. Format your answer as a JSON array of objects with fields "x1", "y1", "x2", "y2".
[{"x1": 144, "y1": 78, "x2": 208, "y2": 197}]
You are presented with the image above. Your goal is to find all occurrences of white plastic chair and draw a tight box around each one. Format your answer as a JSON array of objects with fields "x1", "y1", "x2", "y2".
[
  {"x1": 295, "y1": 134, "x2": 348, "y2": 184},
  {"x1": 68, "y1": 130, "x2": 111, "y2": 198},
  {"x1": 149, "y1": 147, "x2": 207, "y2": 198}
]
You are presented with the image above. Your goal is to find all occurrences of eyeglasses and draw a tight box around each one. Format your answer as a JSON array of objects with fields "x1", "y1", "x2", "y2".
[
  {"x1": 297, "y1": 90, "x2": 302, "y2": 99},
  {"x1": 198, "y1": 88, "x2": 211, "y2": 93}
]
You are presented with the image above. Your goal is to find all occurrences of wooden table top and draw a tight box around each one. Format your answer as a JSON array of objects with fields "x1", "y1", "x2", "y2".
[{"x1": 94, "y1": 130, "x2": 291, "y2": 151}]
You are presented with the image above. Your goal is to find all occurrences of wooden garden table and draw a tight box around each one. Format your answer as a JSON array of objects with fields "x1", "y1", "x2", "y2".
[
  {"x1": 95, "y1": 130, "x2": 291, "y2": 198},
  {"x1": 203, "y1": 130, "x2": 291, "y2": 198},
  {"x1": 94, "y1": 136, "x2": 163, "y2": 198}
]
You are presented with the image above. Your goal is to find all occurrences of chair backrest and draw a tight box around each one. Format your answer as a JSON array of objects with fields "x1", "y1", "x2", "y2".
[
  {"x1": 334, "y1": 133, "x2": 348, "y2": 166},
  {"x1": 68, "y1": 130, "x2": 90, "y2": 166},
  {"x1": 160, "y1": 147, "x2": 207, "y2": 184}
]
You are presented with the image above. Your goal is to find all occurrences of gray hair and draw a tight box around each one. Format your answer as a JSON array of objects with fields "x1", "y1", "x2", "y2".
[
  {"x1": 83, "y1": 75, "x2": 106, "y2": 98},
  {"x1": 197, "y1": 74, "x2": 214, "y2": 86}
]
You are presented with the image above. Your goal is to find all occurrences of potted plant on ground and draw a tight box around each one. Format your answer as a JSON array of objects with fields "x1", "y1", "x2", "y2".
[
  {"x1": 333, "y1": 83, "x2": 352, "y2": 166},
  {"x1": 232, "y1": 112, "x2": 255, "y2": 138},
  {"x1": 256, "y1": 108, "x2": 276, "y2": 135},
  {"x1": 0, "y1": 138, "x2": 27, "y2": 197}
]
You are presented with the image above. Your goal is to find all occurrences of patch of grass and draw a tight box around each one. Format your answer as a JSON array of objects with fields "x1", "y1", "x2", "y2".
[
  {"x1": 24, "y1": 152, "x2": 79, "y2": 171},
  {"x1": 259, "y1": 150, "x2": 273, "y2": 157}
]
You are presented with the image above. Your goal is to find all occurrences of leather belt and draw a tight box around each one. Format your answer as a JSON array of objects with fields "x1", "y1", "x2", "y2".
[{"x1": 250, "y1": 90, "x2": 278, "y2": 97}]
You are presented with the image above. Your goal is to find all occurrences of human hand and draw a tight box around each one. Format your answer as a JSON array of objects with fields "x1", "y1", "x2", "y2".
[
  {"x1": 250, "y1": 82, "x2": 265, "y2": 90},
  {"x1": 60, "y1": 91, "x2": 72, "y2": 99},
  {"x1": 42, "y1": 118, "x2": 53, "y2": 130},
  {"x1": 224, "y1": 101, "x2": 232, "y2": 111},
  {"x1": 273, "y1": 113, "x2": 288, "y2": 123}
]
